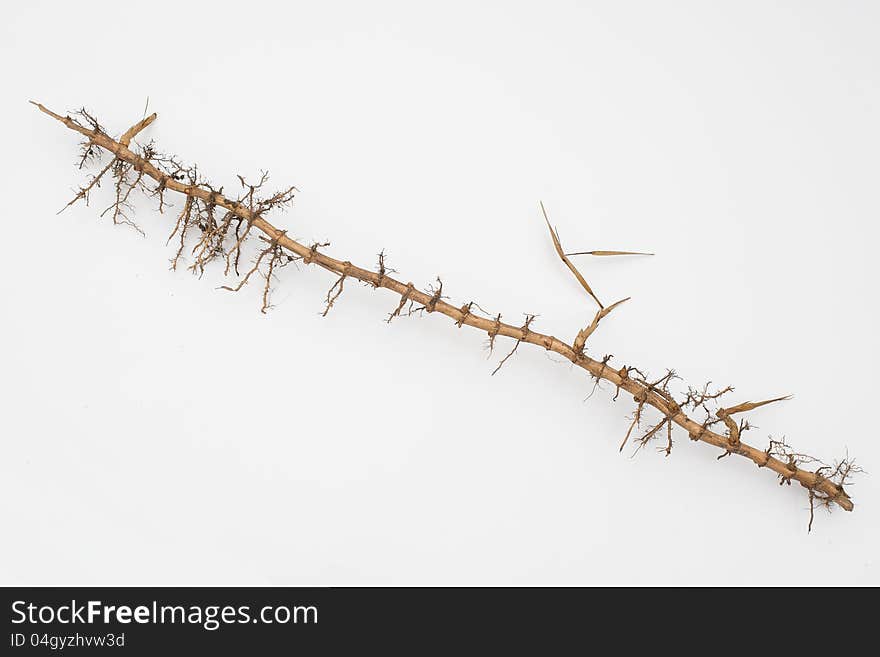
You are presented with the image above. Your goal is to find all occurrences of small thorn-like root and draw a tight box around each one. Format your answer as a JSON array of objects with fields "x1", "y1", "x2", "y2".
[
  {"x1": 620, "y1": 397, "x2": 644, "y2": 452},
  {"x1": 220, "y1": 230, "x2": 291, "y2": 313},
  {"x1": 413, "y1": 277, "x2": 445, "y2": 314},
  {"x1": 387, "y1": 283, "x2": 415, "y2": 323},
  {"x1": 302, "y1": 241, "x2": 330, "y2": 266},
  {"x1": 58, "y1": 159, "x2": 115, "y2": 213},
  {"x1": 486, "y1": 313, "x2": 503, "y2": 356},
  {"x1": 220, "y1": 241, "x2": 273, "y2": 293},
  {"x1": 190, "y1": 208, "x2": 234, "y2": 277},
  {"x1": 683, "y1": 382, "x2": 735, "y2": 419},
  {"x1": 637, "y1": 417, "x2": 670, "y2": 453},
  {"x1": 808, "y1": 490, "x2": 816, "y2": 533},
  {"x1": 456, "y1": 302, "x2": 474, "y2": 328},
  {"x1": 800, "y1": 454, "x2": 862, "y2": 531},
  {"x1": 457, "y1": 301, "x2": 490, "y2": 329},
  {"x1": 322, "y1": 262, "x2": 350, "y2": 316},
  {"x1": 491, "y1": 314, "x2": 535, "y2": 376},
  {"x1": 584, "y1": 354, "x2": 613, "y2": 400},
  {"x1": 99, "y1": 158, "x2": 146, "y2": 235},
  {"x1": 373, "y1": 250, "x2": 394, "y2": 288},
  {"x1": 168, "y1": 196, "x2": 195, "y2": 270}
]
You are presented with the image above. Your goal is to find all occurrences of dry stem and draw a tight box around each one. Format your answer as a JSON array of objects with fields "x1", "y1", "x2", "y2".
[{"x1": 33, "y1": 101, "x2": 858, "y2": 523}]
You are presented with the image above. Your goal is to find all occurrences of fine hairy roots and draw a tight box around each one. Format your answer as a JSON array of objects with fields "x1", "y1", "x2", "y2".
[{"x1": 33, "y1": 101, "x2": 861, "y2": 529}]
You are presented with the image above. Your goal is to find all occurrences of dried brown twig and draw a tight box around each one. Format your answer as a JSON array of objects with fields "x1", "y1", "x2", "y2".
[{"x1": 33, "y1": 101, "x2": 859, "y2": 528}]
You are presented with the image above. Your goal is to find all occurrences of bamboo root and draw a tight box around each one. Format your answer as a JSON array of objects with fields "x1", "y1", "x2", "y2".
[{"x1": 33, "y1": 101, "x2": 859, "y2": 526}]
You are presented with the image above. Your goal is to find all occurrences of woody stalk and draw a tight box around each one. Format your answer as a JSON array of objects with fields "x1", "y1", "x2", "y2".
[{"x1": 33, "y1": 101, "x2": 859, "y2": 528}]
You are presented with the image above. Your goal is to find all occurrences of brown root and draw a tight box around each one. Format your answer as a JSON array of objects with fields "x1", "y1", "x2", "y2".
[
  {"x1": 491, "y1": 314, "x2": 535, "y2": 376},
  {"x1": 322, "y1": 263, "x2": 351, "y2": 317},
  {"x1": 34, "y1": 101, "x2": 861, "y2": 526}
]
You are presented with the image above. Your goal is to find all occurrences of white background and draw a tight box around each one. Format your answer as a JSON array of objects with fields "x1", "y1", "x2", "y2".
[{"x1": 1, "y1": 1, "x2": 878, "y2": 585}]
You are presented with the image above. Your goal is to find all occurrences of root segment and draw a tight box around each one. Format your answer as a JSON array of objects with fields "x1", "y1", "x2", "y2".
[{"x1": 34, "y1": 101, "x2": 858, "y2": 521}]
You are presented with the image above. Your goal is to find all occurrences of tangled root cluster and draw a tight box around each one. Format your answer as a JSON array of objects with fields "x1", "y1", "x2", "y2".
[{"x1": 62, "y1": 109, "x2": 298, "y2": 313}]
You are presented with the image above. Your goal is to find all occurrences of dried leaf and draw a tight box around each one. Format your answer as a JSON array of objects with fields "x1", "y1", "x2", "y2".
[{"x1": 540, "y1": 201, "x2": 603, "y2": 308}]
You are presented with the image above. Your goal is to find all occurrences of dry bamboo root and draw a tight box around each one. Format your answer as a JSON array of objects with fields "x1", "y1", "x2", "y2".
[{"x1": 33, "y1": 101, "x2": 860, "y2": 529}]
